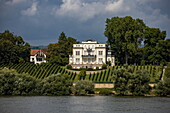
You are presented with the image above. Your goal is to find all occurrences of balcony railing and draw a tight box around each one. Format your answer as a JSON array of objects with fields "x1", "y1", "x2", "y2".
[{"x1": 82, "y1": 55, "x2": 96, "y2": 58}]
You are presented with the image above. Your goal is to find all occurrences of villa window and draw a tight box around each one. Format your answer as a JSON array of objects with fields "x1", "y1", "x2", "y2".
[
  {"x1": 98, "y1": 51, "x2": 103, "y2": 55},
  {"x1": 76, "y1": 58, "x2": 80, "y2": 63},
  {"x1": 37, "y1": 58, "x2": 42, "y2": 61},
  {"x1": 76, "y1": 51, "x2": 80, "y2": 55},
  {"x1": 84, "y1": 58, "x2": 87, "y2": 62},
  {"x1": 99, "y1": 58, "x2": 103, "y2": 63}
]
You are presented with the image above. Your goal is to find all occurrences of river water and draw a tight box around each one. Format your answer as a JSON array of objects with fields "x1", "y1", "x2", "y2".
[{"x1": 0, "y1": 96, "x2": 170, "y2": 113}]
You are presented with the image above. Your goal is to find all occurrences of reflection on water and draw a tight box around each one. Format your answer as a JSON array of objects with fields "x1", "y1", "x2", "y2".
[{"x1": 0, "y1": 96, "x2": 170, "y2": 113}]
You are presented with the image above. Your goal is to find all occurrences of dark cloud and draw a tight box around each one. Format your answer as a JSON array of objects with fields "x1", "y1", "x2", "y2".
[{"x1": 0, "y1": 0, "x2": 170, "y2": 46}]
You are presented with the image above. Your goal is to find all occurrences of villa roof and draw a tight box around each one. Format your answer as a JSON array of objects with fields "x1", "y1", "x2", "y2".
[
  {"x1": 30, "y1": 49, "x2": 47, "y2": 56},
  {"x1": 85, "y1": 38, "x2": 95, "y2": 42}
]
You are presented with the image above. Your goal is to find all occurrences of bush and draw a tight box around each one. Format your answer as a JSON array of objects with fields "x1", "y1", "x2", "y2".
[
  {"x1": 107, "y1": 61, "x2": 111, "y2": 66},
  {"x1": 41, "y1": 74, "x2": 73, "y2": 96},
  {"x1": 96, "y1": 67, "x2": 99, "y2": 70},
  {"x1": 102, "y1": 64, "x2": 107, "y2": 69},
  {"x1": 165, "y1": 66, "x2": 170, "y2": 78},
  {"x1": 72, "y1": 80, "x2": 94, "y2": 95},
  {"x1": 156, "y1": 78, "x2": 170, "y2": 96},
  {"x1": 113, "y1": 68, "x2": 151, "y2": 96},
  {"x1": 78, "y1": 69, "x2": 86, "y2": 80},
  {"x1": 99, "y1": 89, "x2": 113, "y2": 95},
  {"x1": 0, "y1": 68, "x2": 40, "y2": 95},
  {"x1": 86, "y1": 68, "x2": 93, "y2": 71},
  {"x1": 66, "y1": 65, "x2": 72, "y2": 69}
]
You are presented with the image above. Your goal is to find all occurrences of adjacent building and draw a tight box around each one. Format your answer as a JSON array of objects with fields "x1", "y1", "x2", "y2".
[
  {"x1": 69, "y1": 39, "x2": 115, "y2": 69},
  {"x1": 30, "y1": 49, "x2": 47, "y2": 64}
]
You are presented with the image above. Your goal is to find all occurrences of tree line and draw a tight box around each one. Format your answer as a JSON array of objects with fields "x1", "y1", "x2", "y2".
[
  {"x1": 1, "y1": 16, "x2": 170, "y2": 66},
  {"x1": 105, "y1": 16, "x2": 170, "y2": 65},
  {"x1": 0, "y1": 68, "x2": 93, "y2": 96}
]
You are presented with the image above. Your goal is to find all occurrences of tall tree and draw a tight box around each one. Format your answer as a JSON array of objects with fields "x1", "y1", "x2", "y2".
[
  {"x1": 104, "y1": 16, "x2": 146, "y2": 65},
  {"x1": 0, "y1": 30, "x2": 30, "y2": 64},
  {"x1": 105, "y1": 16, "x2": 168, "y2": 65},
  {"x1": 47, "y1": 32, "x2": 78, "y2": 65},
  {"x1": 143, "y1": 28, "x2": 167, "y2": 65}
]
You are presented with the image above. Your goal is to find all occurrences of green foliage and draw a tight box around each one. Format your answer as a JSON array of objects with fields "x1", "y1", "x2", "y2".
[
  {"x1": 41, "y1": 74, "x2": 73, "y2": 96},
  {"x1": 105, "y1": 16, "x2": 169, "y2": 65},
  {"x1": 0, "y1": 68, "x2": 73, "y2": 96},
  {"x1": 47, "y1": 32, "x2": 78, "y2": 66},
  {"x1": 102, "y1": 64, "x2": 107, "y2": 69},
  {"x1": 98, "y1": 88, "x2": 113, "y2": 95},
  {"x1": 72, "y1": 80, "x2": 94, "y2": 95},
  {"x1": 129, "y1": 70, "x2": 151, "y2": 96},
  {"x1": 78, "y1": 69, "x2": 86, "y2": 80},
  {"x1": 0, "y1": 68, "x2": 40, "y2": 95},
  {"x1": 113, "y1": 68, "x2": 151, "y2": 96},
  {"x1": 105, "y1": 16, "x2": 146, "y2": 65},
  {"x1": 165, "y1": 66, "x2": 170, "y2": 78},
  {"x1": 0, "y1": 30, "x2": 30, "y2": 64},
  {"x1": 66, "y1": 65, "x2": 72, "y2": 69},
  {"x1": 156, "y1": 78, "x2": 170, "y2": 96},
  {"x1": 96, "y1": 67, "x2": 99, "y2": 70}
]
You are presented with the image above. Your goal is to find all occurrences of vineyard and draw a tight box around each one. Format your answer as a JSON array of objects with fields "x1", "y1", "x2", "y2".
[
  {"x1": 84, "y1": 65, "x2": 163, "y2": 83},
  {"x1": 0, "y1": 63, "x2": 76, "y2": 80},
  {"x1": 0, "y1": 63, "x2": 163, "y2": 83}
]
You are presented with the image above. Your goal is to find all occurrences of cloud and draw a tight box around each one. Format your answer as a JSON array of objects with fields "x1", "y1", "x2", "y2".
[
  {"x1": 53, "y1": 0, "x2": 130, "y2": 21},
  {"x1": 21, "y1": 1, "x2": 38, "y2": 16},
  {"x1": 105, "y1": 0, "x2": 130, "y2": 13},
  {"x1": 6, "y1": 0, "x2": 26, "y2": 5}
]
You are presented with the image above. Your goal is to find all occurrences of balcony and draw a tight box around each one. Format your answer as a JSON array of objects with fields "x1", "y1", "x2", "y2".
[{"x1": 82, "y1": 55, "x2": 96, "y2": 58}]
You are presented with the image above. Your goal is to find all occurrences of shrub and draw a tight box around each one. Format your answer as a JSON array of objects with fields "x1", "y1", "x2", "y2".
[
  {"x1": 0, "y1": 68, "x2": 40, "y2": 95},
  {"x1": 107, "y1": 61, "x2": 111, "y2": 66},
  {"x1": 78, "y1": 69, "x2": 86, "y2": 80},
  {"x1": 165, "y1": 66, "x2": 170, "y2": 78},
  {"x1": 66, "y1": 65, "x2": 72, "y2": 69},
  {"x1": 156, "y1": 78, "x2": 170, "y2": 96},
  {"x1": 41, "y1": 74, "x2": 73, "y2": 96},
  {"x1": 102, "y1": 64, "x2": 107, "y2": 69},
  {"x1": 86, "y1": 68, "x2": 93, "y2": 71},
  {"x1": 96, "y1": 67, "x2": 99, "y2": 70},
  {"x1": 72, "y1": 80, "x2": 94, "y2": 95},
  {"x1": 99, "y1": 89, "x2": 113, "y2": 95},
  {"x1": 113, "y1": 68, "x2": 151, "y2": 96}
]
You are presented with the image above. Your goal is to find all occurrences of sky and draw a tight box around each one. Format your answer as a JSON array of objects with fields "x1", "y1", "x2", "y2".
[{"x1": 0, "y1": 0, "x2": 170, "y2": 46}]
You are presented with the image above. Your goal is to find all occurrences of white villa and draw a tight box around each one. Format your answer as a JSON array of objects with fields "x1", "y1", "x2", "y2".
[
  {"x1": 69, "y1": 39, "x2": 115, "y2": 69},
  {"x1": 30, "y1": 49, "x2": 47, "y2": 64}
]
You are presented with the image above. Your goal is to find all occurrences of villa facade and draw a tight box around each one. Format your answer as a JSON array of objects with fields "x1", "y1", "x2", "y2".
[
  {"x1": 30, "y1": 49, "x2": 47, "y2": 64},
  {"x1": 69, "y1": 39, "x2": 115, "y2": 69}
]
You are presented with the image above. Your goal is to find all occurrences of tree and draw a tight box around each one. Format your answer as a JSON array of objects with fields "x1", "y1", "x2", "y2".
[
  {"x1": 129, "y1": 70, "x2": 151, "y2": 96},
  {"x1": 143, "y1": 27, "x2": 166, "y2": 65},
  {"x1": 41, "y1": 73, "x2": 73, "y2": 96},
  {"x1": 72, "y1": 80, "x2": 94, "y2": 95},
  {"x1": 113, "y1": 68, "x2": 132, "y2": 95},
  {"x1": 47, "y1": 32, "x2": 78, "y2": 65},
  {"x1": 104, "y1": 16, "x2": 168, "y2": 65},
  {"x1": 0, "y1": 30, "x2": 30, "y2": 64},
  {"x1": 156, "y1": 78, "x2": 170, "y2": 96},
  {"x1": 78, "y1": 69, "x2": 86, "y2": 80},
  {"x1": 113, "y1": 67, "x2": 151, "y2": 96},
  {"x1": 0, "y1": 68, "x2": 40, "y2": 95},
  {"x1": 105, "y1": 16, "x2": 146, "y2": 65}
]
